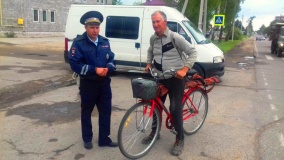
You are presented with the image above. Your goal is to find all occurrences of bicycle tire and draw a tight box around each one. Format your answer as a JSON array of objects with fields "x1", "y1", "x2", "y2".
[
  {"x1": 118, "y1": 102, "x2": 161, "y2": 159},
  {"x1": 182, "y1": 88, "x2": 208, "y2": 135}
]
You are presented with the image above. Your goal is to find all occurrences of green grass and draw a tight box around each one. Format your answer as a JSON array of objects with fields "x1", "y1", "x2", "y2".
[{"x1": 212, "y1": 36, "x2": 248, "y2": 54}]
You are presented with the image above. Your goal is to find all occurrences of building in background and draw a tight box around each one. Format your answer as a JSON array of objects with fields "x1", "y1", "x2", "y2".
[
  {"x1": 0, "y1": 0, "x2": 111, "y2": 37},
  {"x1": 275, "y1": 15, "x2": 284, "y2": 21}
]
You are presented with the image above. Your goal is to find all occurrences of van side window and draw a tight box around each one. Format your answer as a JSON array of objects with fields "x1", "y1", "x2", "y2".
[
  {"x1": 167, "y1": 22, "x2": 191, "y2": 43},
  {"x1": 106, "y1": 16, "x2": 140, "y2": 39}
]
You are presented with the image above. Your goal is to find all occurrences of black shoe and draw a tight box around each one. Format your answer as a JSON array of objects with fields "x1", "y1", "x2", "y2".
[
  {"x1": 99, "y1": 142, "x2": 118, "y2": 147},
  {"x1": 84, "y1": 142, "x2": 93, "y2": 149},
  {"x1": 170, "y1": 139, "x2": 184, "y2": 156},
  {"x1": 142, "y1": 132, "x2": 160, "y2": 144}
]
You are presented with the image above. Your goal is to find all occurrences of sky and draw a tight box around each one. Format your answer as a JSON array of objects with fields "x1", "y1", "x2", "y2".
[
  {"x1": 121, "y1": 0, "x2": 284, "y2": 31},
  {"x1": 239, "y1": 0, "x2": 284, "y2": 31}
]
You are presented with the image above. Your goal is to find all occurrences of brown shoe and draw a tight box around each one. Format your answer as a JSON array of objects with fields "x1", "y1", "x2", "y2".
[
  {"x1": 170, "y1": 139, "x2": 184, "y2": 156},
  {"x1": 141, "y1": 132, "x2": 160, "y2": 144}
]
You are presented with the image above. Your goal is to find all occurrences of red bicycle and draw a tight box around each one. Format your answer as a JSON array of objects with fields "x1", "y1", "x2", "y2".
[{"x1": 118, "y1": 68, "x2": 214, "y2": 159}]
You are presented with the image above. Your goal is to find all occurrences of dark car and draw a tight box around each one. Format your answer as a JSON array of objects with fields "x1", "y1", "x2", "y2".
[
  {"x1": 256, "y1": 35, "x2": 265, "y2": 41},
  {"x1": 256, "y1": 36, "x2": 262, "y2": 41}
]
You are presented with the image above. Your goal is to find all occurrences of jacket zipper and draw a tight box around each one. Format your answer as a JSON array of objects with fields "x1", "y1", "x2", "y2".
[{"x1": 160, "y1": 38, "x2": 163, "y2": 72}]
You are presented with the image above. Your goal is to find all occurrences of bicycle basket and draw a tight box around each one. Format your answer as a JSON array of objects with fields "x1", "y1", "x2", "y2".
[{"x1": 131, "y1": 78, "x2": 157, "y2": 100}]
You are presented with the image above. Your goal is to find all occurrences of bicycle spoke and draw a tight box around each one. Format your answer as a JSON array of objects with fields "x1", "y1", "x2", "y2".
[
  {"x1": 123, "y1": 130, "x2": 141, "y2": 148},
  {"x1": 126, "y1": 131, "x2": 143, "y2": 153},
  {"x1": 118, "y1": 102, "x2": 161, "y2": 159},
  {"x1": 182, "y1": 89, "x2": 208, "y2": 135}
]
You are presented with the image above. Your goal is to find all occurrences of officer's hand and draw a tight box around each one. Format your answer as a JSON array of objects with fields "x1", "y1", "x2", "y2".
[
  {"x1": 145, "y1": 64, "x2": 152, "y2": 73},
  {"x1": 96, "y1": 68, "x2": 108, "y2": 77},
  {"x1": 176, "y1": 67, "x2": 189, "y2": 79},
  {"x1": 106, "y1": 63, "x2": 116, "y2": 72}
]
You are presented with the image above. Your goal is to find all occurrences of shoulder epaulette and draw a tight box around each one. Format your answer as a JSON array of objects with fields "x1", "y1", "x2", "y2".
[
  {"x1": 100, "y1": 35, "x2": 109, "y2": 41},
  {"x1": 74, "y1": 34, "x2": 84, "y2": 41}
]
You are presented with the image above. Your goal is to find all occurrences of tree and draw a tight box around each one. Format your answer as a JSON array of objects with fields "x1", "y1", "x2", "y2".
[
  {"x1": 234, "y1": 19, "x2": 243, "y2": 30},
  {"x1": 133, "y1": 0, "x2": 143, "y2": 5},
  {"x1": 164, "y1": 0, "x2": 244, "y2": 41},
  {"x1": 223, "y1": 0, "x2": 243, "y2": 41},
  {"x1": 257, "y1": 24, "x2": 266, "y2": 35},
  {"x1": 164, "y1": 0, "x2": 220, "y2": 31},
  {"x1": 245, "y1": 16, "x2": 255, "y2": 36},
  {"x1": 112, "y1": 0, "x2": 122, "y2": 5}
]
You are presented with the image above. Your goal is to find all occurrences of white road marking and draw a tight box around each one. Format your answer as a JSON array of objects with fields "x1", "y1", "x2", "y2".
[
  {"x1": 265, "y1": 82, "x2": 268, "y2": 86},
  {"x1": 254, "y1": 41, "x2": 259, "y2": 57},
  {"x1": 274, "y1": 115, "x2": 279, "y2": 121},
  {"x1": 263, "y1": 78, "x2": 266, "y2": 81},
  {"x1": 265, "y1": 55, "x2": 274, "y2": 60},
  {"x1": 279, "y1": 133, "x2": 284, "y2": 147},
  {"x1": 270, "y1": 104, "x2": 277, "y2": 111},
  {"x1": 268, "y1": 94, "x2": 272, "y2": 100}
]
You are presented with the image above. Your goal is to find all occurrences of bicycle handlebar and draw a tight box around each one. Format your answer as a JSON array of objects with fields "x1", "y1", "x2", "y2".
[{"x1": 148, "y1": 68, "x2": 176, "y2": 79}]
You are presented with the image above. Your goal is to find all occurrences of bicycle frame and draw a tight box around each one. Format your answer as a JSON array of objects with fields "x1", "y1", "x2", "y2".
[
  {"x1": 140, "y1": 96, "x2": 173, "y2": 128},
  {"x1": 138, "y1": 85, "x2": 205, "y2": 129},
  {"x1": 182, "y1": 87, "x2": 202, "y2": 121}
]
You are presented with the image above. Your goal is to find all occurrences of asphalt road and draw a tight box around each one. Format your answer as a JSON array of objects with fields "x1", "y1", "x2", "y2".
[
  {"x1": 253, "y1": 38, "x2": 284, "y2": 160},
  {"x1": 0, "y1": 36, "x2": 283, "y2": 160}
]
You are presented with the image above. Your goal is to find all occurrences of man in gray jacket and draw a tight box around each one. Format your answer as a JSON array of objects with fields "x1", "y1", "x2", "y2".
[{"x1": 144, "y1": 10, "x2": 197, "y2": 156}]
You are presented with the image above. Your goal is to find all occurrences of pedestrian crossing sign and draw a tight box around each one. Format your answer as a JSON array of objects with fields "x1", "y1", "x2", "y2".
[{"x1": 213, "y1": 15, "x2": 225, "y2": 26}]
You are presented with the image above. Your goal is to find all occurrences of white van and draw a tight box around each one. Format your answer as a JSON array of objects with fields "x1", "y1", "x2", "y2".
[{"x1": 64, "y1": 5, "x2": 225, "y2": 78}]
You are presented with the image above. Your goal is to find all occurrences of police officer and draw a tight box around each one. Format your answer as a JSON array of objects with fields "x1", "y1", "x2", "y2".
[{"x1": 68, "y1": 11, "x2": 117, "y2": 149}]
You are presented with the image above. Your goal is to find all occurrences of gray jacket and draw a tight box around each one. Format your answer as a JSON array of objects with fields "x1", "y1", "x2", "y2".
[{"x1": 147, "y1": 27, "x2": 197, "y2": 78}]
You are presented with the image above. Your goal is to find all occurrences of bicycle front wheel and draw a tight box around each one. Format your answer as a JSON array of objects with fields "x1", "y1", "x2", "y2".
[
  {"x1": 118, "y1": 102, "x2": 161, "y2": 159},
  {"x1": 182, "y1": 89, "x2": 208, "y2": 135}
]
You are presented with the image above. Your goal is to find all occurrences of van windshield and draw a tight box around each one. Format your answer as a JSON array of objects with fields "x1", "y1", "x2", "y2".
[{"x1": 182, "y1": 20, "x2": 209, "y2": 44}]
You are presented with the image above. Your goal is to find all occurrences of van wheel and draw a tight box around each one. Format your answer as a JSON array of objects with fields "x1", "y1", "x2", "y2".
[{"x1": 192, "y1": 64, "x2": 205, "y2": 78}]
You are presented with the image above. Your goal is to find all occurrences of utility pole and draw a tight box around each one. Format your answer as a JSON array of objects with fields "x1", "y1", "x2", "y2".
[
  {"x1": 211, "y1": 5, "x2": 220, "y2": 41},
  {"x1": 241, "y1": 14, "x2": 243, "y2": 32},
  {"x1": 232, "y1": 18, "x2": 235, "y2": 41},
  {"x1": 202, "y1": 0, "x2": 207, "y2": 34},
  {"x1": 181, "y1": 0, "x2": 189, "y2": 15},
  {"x1": 198, "y1": 0, "x2": 207, "y2": 34},
  {"x1": 198, "y1": 0, "x2": 204, "y2": 31},
  {"x1": 218, "y1": 1, "x2": 227, "y2": 43}
]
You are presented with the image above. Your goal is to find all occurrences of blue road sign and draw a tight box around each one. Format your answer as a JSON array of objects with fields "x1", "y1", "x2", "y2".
[{"x1": 213, "y1": 15, "x2": 225, "y2": 26}]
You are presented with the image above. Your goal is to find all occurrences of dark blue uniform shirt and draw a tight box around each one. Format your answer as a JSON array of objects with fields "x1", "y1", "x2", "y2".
[{"x1": 68, "y1": 32, "x2": 115, "y2": 79}]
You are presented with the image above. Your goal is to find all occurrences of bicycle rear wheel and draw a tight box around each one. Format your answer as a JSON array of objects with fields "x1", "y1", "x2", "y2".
[
  {"x1": 118, "y1": 102, "x2": 161, "y2": 159},
  {"x1": 182, "y1": 89, "x2": 208, "y2": 135}
]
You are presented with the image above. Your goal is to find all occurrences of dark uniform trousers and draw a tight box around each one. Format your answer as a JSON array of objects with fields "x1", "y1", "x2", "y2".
[
  {"x1": 79, "y1": 77, "x2": 112, "y2": 145},
  {"x1": 152, "y1": 77, "x2": 185, "y2": 140}
]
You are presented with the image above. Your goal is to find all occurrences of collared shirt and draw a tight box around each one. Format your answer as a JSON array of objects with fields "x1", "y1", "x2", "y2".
[
  {"x1": 153, "y1": 28, "x2": 170, "y2": 40},
  {"x1": 87, "y1": 35, "x2": 99, "y2": 46}
]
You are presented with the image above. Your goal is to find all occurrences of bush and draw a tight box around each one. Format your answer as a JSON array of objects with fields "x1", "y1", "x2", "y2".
[
  {"x1": 4, "y1": 32, "x2": 16, "y2": 38},
  {"x1": 227, "y1": 28, "x2": 242, "y2": 40}
]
